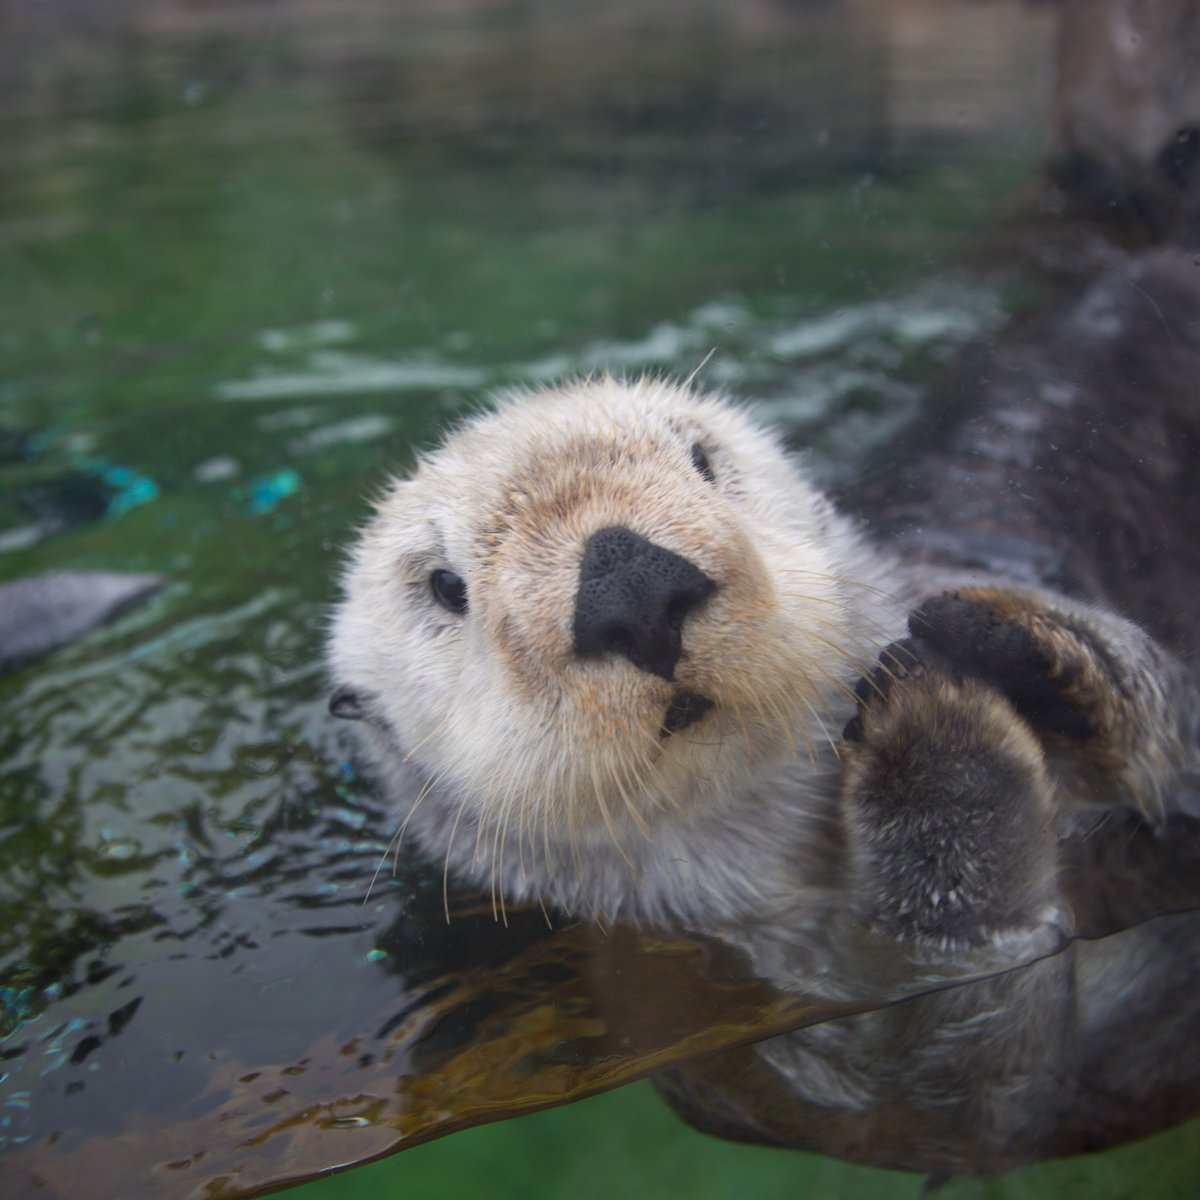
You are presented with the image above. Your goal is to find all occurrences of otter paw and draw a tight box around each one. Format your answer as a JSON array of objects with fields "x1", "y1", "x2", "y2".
[
  {"x1": 908, "y1": 588, "x2": 1128, "y2": 745},
  {"x1": 842, "y1": 642, "x2": 1058, "y2": 945},
  {"x1": 906, "y1": 587, "x2": 1200, "y2": 822},
  {"x1": 841, "y1": 637, "x2": 929, "y2": 745}
]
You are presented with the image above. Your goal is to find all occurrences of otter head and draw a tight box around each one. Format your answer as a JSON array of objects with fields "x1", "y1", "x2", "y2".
[{"x1": 328, "y1": 377, "x2": 892, "y2": 919}]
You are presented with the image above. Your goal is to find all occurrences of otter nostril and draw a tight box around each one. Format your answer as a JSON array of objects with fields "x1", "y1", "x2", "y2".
[{"x1": 573, "y1": 526, "x2": 714, "y2": 681}]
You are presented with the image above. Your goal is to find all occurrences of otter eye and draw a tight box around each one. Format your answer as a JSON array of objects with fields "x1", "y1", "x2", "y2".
[
  {"x1": 430, "y1": 569, "x2": 468, "y2": 614},
  {"x1": 690, "y1": 442, "x2": 716, "y2": 484}
]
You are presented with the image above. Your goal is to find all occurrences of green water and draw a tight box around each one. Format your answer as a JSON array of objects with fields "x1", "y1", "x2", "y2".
[
  {"x1": 289, "y1": 1079, "x2": 1200, "y2": 1200},
  {"x1": 3, "y1": 2, "x2": 1198, "y2": 1197}
]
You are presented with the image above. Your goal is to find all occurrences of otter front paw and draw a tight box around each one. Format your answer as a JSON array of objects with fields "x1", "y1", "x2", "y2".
[
  {"x1": 910, "y1": 589, "x2": 1126, "y2": 743},
  {"x1": 842, "y1": 639, "x2": 1058, "y2": 945},
  {"x1": 909, "y1": 588, "x2": 1194, "y2": 819}
]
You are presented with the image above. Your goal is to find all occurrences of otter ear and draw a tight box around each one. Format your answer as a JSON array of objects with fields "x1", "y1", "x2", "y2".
[{"x1": 329, "y1": 685, "x2": 369, "y2": 721}]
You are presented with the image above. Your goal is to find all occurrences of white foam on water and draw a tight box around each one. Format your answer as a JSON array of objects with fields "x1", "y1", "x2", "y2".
[
  {"x1": 218, "y1": 352, "x2": 488, "y2": 400},
  {"x1": 217, "y1": 281, "x2": 999, "y2": 438},
  {"x1": 289, "y1": 414, "x2": 395, "y2": 451}
]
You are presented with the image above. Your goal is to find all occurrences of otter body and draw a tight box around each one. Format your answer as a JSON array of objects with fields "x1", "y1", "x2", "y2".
[
  {"x1": 328, "y1": 0, "x2": 1200, "y2": 1166},
  {"x1": 329, "y1": 261, "x2": 1200, "y2": 1168}
]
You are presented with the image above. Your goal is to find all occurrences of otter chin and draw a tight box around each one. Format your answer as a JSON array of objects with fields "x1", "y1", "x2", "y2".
[{"x1": 327, "y1": 376, "x2": 903, "y2": 924}]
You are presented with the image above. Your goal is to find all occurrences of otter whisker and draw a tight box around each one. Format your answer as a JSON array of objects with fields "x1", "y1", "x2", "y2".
[
  {"x1": 771, "y1": 588, "x2": 892, "y2": 653},
  {"x1": 363, "y1": 824, "x2": 404, "y2": 907},
  {"x1": 777, "y1": 641, "x2": 868, "y2": 711},
  {"x1": 487, "y1": 771, "x2": 522, "y2": 919},
  {"x1": 441, "y1": 789, "x2": 472, "y2": 925},
  {"x1": 588, "y1": 755, "x2": 638, "y2": 875},
  {"x1": 781, "y1": 563, "x2": 904, "y2": 606},
  {"x1": 774, "y1": 571, "x2": 902, "y2": 631},
  {"x1": 611, "y1": 749, "x2": 654, "y2": 839},
  {"x1": 607, "y1": 714, "x2": 659, "y2": 830},
  {"x1": 514, "y1": 774, "x2": 536, "y2": 898},
  {"x1": 395, "y1": 771, "x2": 442, "y2": 852},
  {"x1": 722, "y1": 691, "x2": 754, "y2": 756},
  {"x1": 564, "y1": 745, "x2": 586, "y2": 878},
  {"x1": 400, "y1": 712, "x2": 453, "y2": 765},
  {"x1": 681, "y1": 346, "x2": 718, "y2": 391},
  {"x1": 487, "y1": 791, "x2": 506, "y2": 922},
  {"x1": 492, "y1": 798, "x2": 514, "y2": 926},
  {"x1": 362, "y1": 767, "x2": 448, "y2": 906}
]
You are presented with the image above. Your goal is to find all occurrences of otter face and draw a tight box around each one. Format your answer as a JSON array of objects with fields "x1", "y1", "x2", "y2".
[{"x1": 328, "y1": 377, "x2": 891, "y2": 915}]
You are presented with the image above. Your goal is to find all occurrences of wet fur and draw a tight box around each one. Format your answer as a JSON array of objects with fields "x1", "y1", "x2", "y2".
[
  {"x1": 329, "y1": 378, "x2": 903, "y2": 925},
  {"x1": 329, "y1": 14, "x2": 1200, "y2": 1163},
  {"x1": 329, "y1": 362, "x2": 1200, "y2": 1172}
]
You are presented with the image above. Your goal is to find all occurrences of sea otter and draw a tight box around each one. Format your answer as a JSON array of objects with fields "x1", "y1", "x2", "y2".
[
  {"x1": 327, "y1": 3, "x2": 1200, "y2": 1164},
  {"x1": 327, "y1": 260, "x2": 1200, "y2": 1169},
  {"x1": 327, "y1": 367, "x2": 1196, "y2": 915}
]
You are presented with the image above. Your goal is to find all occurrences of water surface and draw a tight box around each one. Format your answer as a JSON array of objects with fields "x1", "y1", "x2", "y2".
[{"x1": 5, "y1": 2, "x2": 1196, "y2": 1198}]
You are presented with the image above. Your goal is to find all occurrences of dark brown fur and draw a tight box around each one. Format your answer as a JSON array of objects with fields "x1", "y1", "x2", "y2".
[
  {"x1": 847, "y1": 250, "x2": 1200, "y2": 661},
  {"x1": 654, "y1": 13, "x2": 1200, "y2": 1165}
]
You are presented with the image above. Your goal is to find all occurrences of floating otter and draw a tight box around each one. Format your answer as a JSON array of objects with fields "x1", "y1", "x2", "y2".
[
  {"x1": 328, "y1": 270, "x2": 1200, "y2": 1169},
  {"x1": 323, "y1": 0, "x2": 1200, "y2": 1174},
  {"x1": 328, "y1": 6, "x2": 1200, "y2": 1164}
]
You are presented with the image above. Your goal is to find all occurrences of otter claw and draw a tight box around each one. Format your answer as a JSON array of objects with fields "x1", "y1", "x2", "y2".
[{"x1": 843, "y1": 636, "x2": 941, "y2": 743}]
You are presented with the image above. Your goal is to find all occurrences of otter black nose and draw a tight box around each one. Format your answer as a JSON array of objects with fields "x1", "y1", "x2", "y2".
[{"x1": 573, "y1": 526, "x2": 714, "y2": 681}]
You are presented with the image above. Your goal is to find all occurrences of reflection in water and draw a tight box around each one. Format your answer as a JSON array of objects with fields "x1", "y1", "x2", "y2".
[{"x1": 1, "y1": 1, "x2": 1197, "y2": 1198}]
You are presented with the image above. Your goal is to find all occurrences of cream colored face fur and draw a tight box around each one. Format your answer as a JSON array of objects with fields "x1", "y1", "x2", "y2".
[{"x1": 329, "y1": 377, "x2": 899, "y2": 921}]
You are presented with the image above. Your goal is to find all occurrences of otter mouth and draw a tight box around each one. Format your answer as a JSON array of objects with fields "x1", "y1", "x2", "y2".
[{"x1": 660, "y1": 690, "x2": 714, "y2": 737}]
